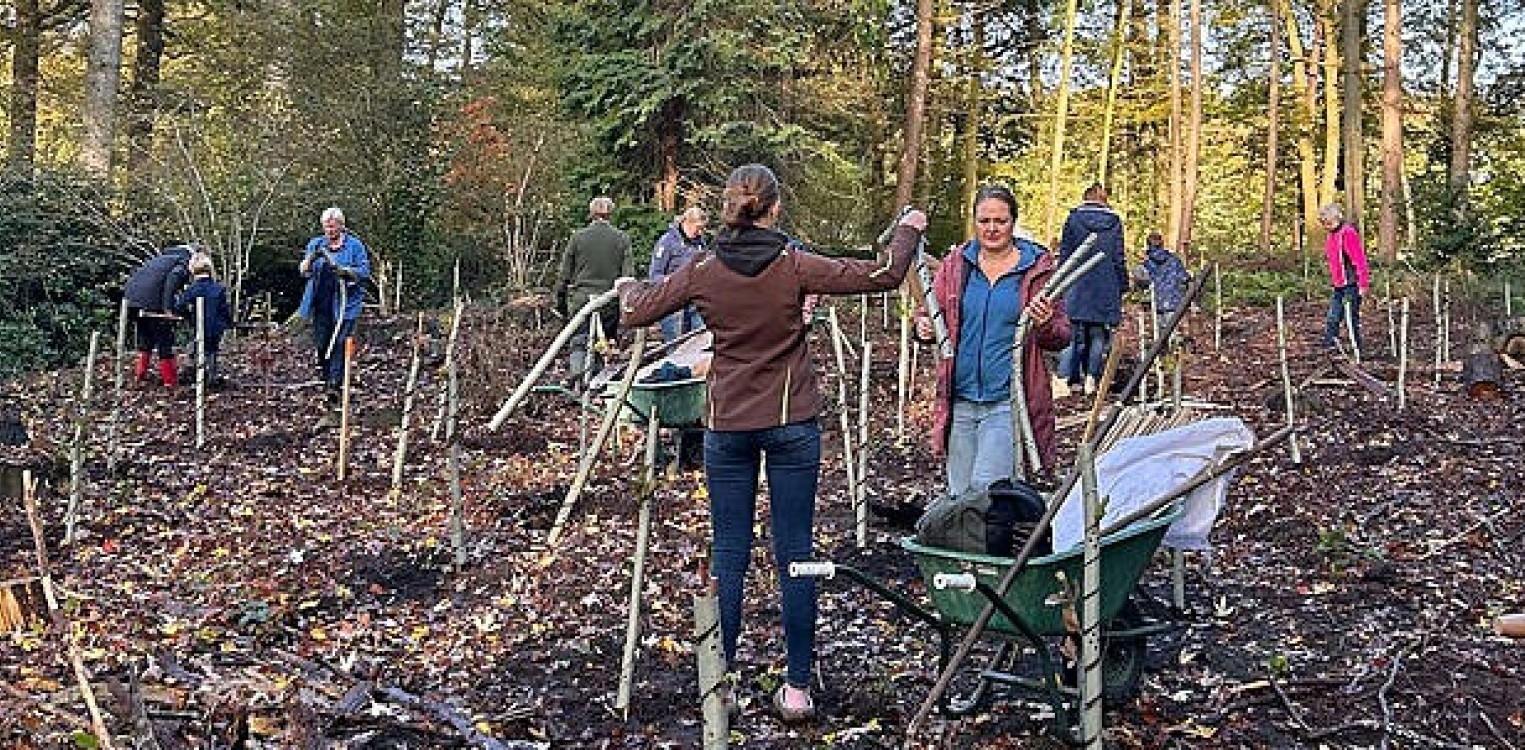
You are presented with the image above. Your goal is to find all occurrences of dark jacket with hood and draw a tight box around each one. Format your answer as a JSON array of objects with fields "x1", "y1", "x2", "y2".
[
  {"x1": 124, "y1": 246, "x2": 193, "y2": 312},
  {"x1": 1137, "y1": 242, "x2": 1190, "y2": 313},
  {"x1": 176, "y1": 276, "x2": 235, "y2": 345},
  {"x1": 1058, "y1": 201, "x2": 1129, "y2": 324},
  {"x1": 619, "y1": 225, "x2": 920, "y2": 431}
]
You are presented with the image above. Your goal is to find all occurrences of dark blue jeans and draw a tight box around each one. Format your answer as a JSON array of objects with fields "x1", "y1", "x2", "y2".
[
  {"x1": 1323, "y1": 285, "x2": 1362, "y2": 351},
  {"x1": 705, "y1": 419, "x2": 821, "y2": 689},
  {"x1": 312, "y1": 314, "x2": 356, "y2": 387},
  {"x1": 1060, "y1": 321, "x2": 1113, "y2": 383}
]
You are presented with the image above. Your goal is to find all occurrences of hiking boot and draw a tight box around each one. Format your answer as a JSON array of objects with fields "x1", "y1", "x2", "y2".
[{"x1": 772, "y1": 684, "x2": 816, "y2": 725}]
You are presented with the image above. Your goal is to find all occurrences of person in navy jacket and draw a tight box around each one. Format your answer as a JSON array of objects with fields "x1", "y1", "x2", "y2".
[
  {"x1": 648, "y1": 206, "x2": 709, "y2": 341},
  {"x1": 123, "y1": 243, "x2": 193, "y2": 388},
  {"x1": 298, "y1": 207, "x2": 371, "y2": 401},
  {"x1": 1057, "y1": 183, "x2": 1129, "y2": 395},
  {"x1": 176, "y1": 252, "x2": 234, "y2": 387}
]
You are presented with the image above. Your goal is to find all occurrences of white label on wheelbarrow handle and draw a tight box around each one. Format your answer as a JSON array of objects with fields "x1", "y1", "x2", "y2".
[
  {"x1": 933, "y1": 573, "x2": 977, "y2": 592},
  {"x1": 788, "y1": 561, "x2": 836, "y2": 579}
]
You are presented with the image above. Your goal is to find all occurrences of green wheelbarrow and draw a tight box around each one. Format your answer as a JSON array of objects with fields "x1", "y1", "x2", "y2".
[
  {"x1": 623, "y1": 376, "x2": 707, "y2": 469},
  {"x1": 791, "y1": 501, "x2": 1184, "y2": 743}
]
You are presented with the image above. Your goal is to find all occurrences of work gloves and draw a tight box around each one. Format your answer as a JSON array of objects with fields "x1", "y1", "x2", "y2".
[{"x1": 336, "y1": 266, "x2": 359, "y2": 282}]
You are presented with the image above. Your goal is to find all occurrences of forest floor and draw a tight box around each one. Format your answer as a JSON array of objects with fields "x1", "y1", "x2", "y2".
[{"x1": 1, "y1": 291, "x2": 1522, "y2": 749}]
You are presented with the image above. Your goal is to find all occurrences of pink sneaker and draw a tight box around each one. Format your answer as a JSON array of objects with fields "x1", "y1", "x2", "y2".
[{"x1": 772, "y1": 684, "x2": 816, "y2": 724}]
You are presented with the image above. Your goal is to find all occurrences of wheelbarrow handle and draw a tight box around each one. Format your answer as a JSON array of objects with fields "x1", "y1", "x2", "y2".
[
  {"x1": 788, "y1": 561, "x2": 837, "y2": 579},
  {"x1": 932, "y1": 572, "x2": 977, "y2": 593}
]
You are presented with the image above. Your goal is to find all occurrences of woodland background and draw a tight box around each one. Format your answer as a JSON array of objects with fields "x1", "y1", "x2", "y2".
[{"x1": 1, "y1": 0, "x2": 1523, "y2": 372}]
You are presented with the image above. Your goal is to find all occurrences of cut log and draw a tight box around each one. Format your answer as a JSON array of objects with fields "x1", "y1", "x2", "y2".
[
  {"x1": 1496, "y1": 614, "x2": 1525, "y2": 638},
  {"x1": 1463, "y1": 323, "x2": 1503, "y2": 398},
  {"x1": 1330, "y1": 357, "x2": 1395, "y2": 400},
  {"x1": 0, "y1": 576, "x2": 44, "y2": 631}
]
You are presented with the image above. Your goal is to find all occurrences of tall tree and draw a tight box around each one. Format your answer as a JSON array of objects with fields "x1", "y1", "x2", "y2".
[
  {"x1": 80, "y1": 0, "x2": 125, "y2": 179},
  {"x1": 1448, "y1": 0, "x2": 1477, "y2": 205},
  {"x1": 962, "y1": 17, "x2": 984, "y2": 238},
  {"x1": 1097, "y1": 0, "x2": 1130, "y2": 186},
  {"x1": 1179, "y1": 0, "x2": 1203, "y2": 257},
  {"x1": 1377, "y1": 0, "x2": 1401, "y2": 262},
  {"x1": 1043, "y1": 0, "x2": 1082, "y2": 242},
  {"x1": 895, "y1": 0, "x2": 937, "y2": 211},
  {"x1": 1260, "y1": 0, "x2": 1283, "y2": 257},
  {"x1": 1317, "y1": 7, "x2": 1339, "y2": 212},
  {"x1": 1339, "y1": 0, "x2": 1365, "y2": 228},
  {"x1": 125, "y1": 0, "x2": 165, "y2": 186},
  {"x1": 6, "y1": 0, "x2": 42, "y2": 176},
  {"x1": 1284, "y1": 5, "x2": 1321, "y2": 246},
  {"x1": 1165, "y1": 0, "x2": 1183, "y2": 250}
]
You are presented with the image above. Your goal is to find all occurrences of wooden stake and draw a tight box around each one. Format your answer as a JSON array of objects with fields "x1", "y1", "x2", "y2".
[
  {"x1": 391, "y1": 313, "x2": 425, "y2": 502},
  {"x1": 1276, "y1": 297, "x2": 1303, "y2": 465},
  {"x1": 106, "y1": 298, "x2": 128, "y2": 474},
  {"x1": 1397, "y1": 298, "x2": 1410, "y2": 411},
  {"x1": 856, "y1": 341, "x2": 872, "y2": 548},
  {"x1": 826, "y1": 308, "x2": 858, "y2": 506},
  {"x1": 1343, "y1": 295, "x2": 1360, "y2": 363},
  {"x1": 448, "y1": 303, "x2": 465, "y2": 566},
  {"x1": 65, "y1": 332, "x2": 99, "y2": 545},
  {"x1": 337, "y1": 336, "x2": 356, "y2": 481},
  {"x1": 1078, "y1": 444, "x2": 1103, "y2": 749},
  {"x1": 394, "y1": 260, "x2": 404, "y2": 314},
  {"x1": 547, "y1": 327, "x2": 650, "y2": 546},
  {"x1": 616, "y1": 401, "x2": 661, "y2": 716},
  {"x1": 1506, "y1": 280, "x2": 1513, "y2": 318},
  {"x1": 1081, "y1": 342, "x2": 1123, "y2": 444},
  {"x1": 195, "y1": 298, "x2": 207, "y2": 449},
  {"x1": 1136, "y1": 311, "x2": 1150, "y2": 403},
  {"x1": 896, "y1": 302, "x2": 910, "y2": 447},
  {"x1": 24, "y1": 472, "x2": 116, "y2": 749},
  {"x1": 1387, "y1": 298, "x2": 1398, "y2": 359},
  {"x1": 1433, "y1": 279, "x2": 1445, "y2": 390},
  {"x1": 1213, "y1": 263, "x2": 1222, "y2": 351},
  {"x1": 694, "y1": 578, "x2": 729, "y2": 749}
]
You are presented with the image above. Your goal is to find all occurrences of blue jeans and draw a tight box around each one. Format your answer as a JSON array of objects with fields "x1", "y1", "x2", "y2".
[
  {"x1": 659, "y1": 306, "x2": 704, "y2": 343},
  {"x1": 705, "y1": 420, "x2": 821, "y2": 688},
  {"x1": 946, "y1": 400, "x2": 1015, "y2": 497},
  {"x1": 1323, "y1": 285, "x2": 1362, "y2": 351},
  {"x1": 312, "y1": 315, "x2": 356, "y2": 387},
  {"x1": 1060, "y1": 322, "x2": 1113, "y2": 383}
]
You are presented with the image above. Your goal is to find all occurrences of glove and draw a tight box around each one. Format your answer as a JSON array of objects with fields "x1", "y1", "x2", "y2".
[
  {"x1": 554, "y1": 288, "x2": 569, "y2": 317},
  {"x1": 336, "y1": 266, "x2": 358, "y2": 281}
]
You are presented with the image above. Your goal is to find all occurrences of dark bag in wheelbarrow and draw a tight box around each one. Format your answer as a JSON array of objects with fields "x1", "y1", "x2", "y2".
[{"x1": 914, "y1": 478, "x2": 1051, "y2": 557}]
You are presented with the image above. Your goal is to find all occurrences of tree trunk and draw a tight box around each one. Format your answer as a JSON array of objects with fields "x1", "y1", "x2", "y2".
[
  {"x1": 1165, "y1": 0, "x2": 1183, "y2": 251},
  {"x1": 1318, "y1": 9, "x2": 1339, "y2": 211},
  {"x1": 1339, "y1": 0, "x2": 1365, "y2": 229},
  {"x1": 656, "y1": 99, "x2": 683, "y2": 213},
  {"x1": 962, "y1": 20, "x2": 983, "y2": 238},
  {"x1": 1180, "y1": 0, "x2": 1203, "y2": 259},
  {"x1": 125, "y1": 0, "x2": 165, "y2": 186},
  {"x1": 894, "y1": 0, "x2": 936, "y2": 211},
  {"x1": 1097, "y1": 0, "x2": 1131, "y2": 186},
  {"x1": 1043, "y1": 0, "x2": 1083, "y2": 243},
  {"x1": 1260, "y1": 0, "x2": 1283, "y2": 257},
  {"x1": 81, "y1": 0, "x2": 126, "y2": 179},
  {"x1": 1285, "y1": 7, "x2": 1321, "y2": 248},
  {"x1": 6, "y1": 0, "x2": 41, "y2": 176},
  {"x1": 1448, "y1": 0, "x2": 1477, "y2": 201},
  {"x1": 1378, "y1": 0, "x2": 1402, "y2": 263}
]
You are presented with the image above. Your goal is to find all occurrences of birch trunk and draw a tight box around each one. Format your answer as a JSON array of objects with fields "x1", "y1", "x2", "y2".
[{"x1": 1378, "y1": 0, "x2": 1403, "y2": 264}]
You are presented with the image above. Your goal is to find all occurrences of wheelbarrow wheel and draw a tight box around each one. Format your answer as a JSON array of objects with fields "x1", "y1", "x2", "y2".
[{"x1": 1101, "y1": 600, "x2": 1147, "y2": 702}]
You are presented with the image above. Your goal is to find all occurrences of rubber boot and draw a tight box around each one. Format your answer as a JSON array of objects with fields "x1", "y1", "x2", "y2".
[
  {"x1": 133, "y1": 351, "x2": 152, "y2": 382},
  {"x1": 159, "y1": 357, "x2": 179, "y2": 388}
]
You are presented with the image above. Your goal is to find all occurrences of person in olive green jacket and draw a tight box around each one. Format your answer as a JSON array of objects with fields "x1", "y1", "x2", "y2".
[{"x1": 555, "y1": 196, "x2": 632, "y2": 382}]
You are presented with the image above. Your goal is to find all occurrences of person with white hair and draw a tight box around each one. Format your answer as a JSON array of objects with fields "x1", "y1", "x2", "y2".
[
  {"x1": 555, "y1": 195, "x2": 631, "y2": 383},
  {"x1": 1317, "y1": 203, "x2": 1370, "y2": 353},
  {"x1": 298, "y1": 206, "x2": 371, "y2": 405},
  {"x1": 649, "y1": 206, "x2": 709, "y2": 342},
  {"x1": 175, "y1": 252, "x2": 234, "y2": 387}
]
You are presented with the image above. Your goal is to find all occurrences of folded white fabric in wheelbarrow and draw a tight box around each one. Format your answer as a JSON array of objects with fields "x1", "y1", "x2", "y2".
[{"x1": 1052, "y1": 416, "x2": 1256, "y2": 552}]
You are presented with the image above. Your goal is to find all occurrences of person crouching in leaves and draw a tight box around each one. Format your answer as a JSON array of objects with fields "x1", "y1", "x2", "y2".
[
  {"x1": 616, "y1": 164, "x2": 927, "y2": 724},
  {"x1": 176, "y1": 252, "x2": 234, "y2": 389},
  {"x1": 124, "y1": 243, "x2": 194, "y2": 388},
  {"x1": 298, "y1": 207, "x2": 370, "y2": 405}
]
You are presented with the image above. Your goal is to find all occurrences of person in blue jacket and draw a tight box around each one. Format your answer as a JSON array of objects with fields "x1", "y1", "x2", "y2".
[
  {"x1": 175, "y1": 252, "x2": 235, "y2": 387},
  {"x1": 298, "y1": 207, "x2": 371, "y2": 401},
  {"x1": 648, "y1": 206, "x2": 708, "y2": 341},
  {"x1": 1057, "y1": 183, "x2": 1129, "y2": 395}
]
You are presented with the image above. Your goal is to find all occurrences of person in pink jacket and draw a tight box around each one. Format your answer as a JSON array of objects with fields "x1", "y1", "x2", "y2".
[{"x1": 1319, "y1": 203, "x2": 1370, "y2": 353}]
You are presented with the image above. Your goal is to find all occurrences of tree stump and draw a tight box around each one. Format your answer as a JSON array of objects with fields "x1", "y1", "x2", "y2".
[
  {"x1": 0, "y1": 577, "x2": 45, "y2": 631},
  {"x1": 1463, "y1": 322, "x2": 1503, "y2": 399}
]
